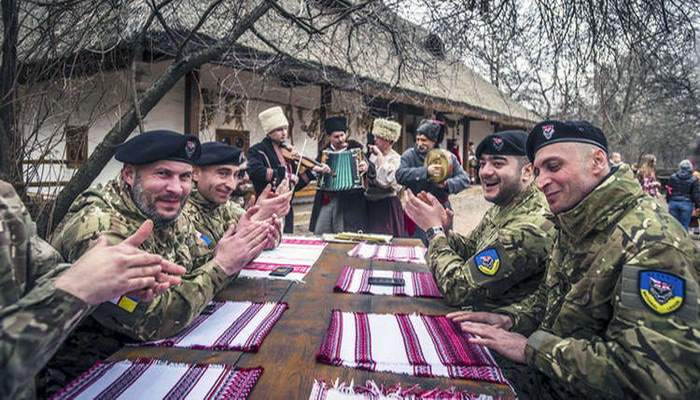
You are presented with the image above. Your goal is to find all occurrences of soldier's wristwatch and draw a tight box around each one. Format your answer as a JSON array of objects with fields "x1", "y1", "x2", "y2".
[{"x1": 426, "y1": 226, "x2": 445, "y2": 241}]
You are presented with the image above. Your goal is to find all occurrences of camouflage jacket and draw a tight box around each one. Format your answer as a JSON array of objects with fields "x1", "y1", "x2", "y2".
[
  {"x1": 426, "y1": 184, "x2": 555, "y2": 310},
  {"x1": 50, "y1": 177, "x2": 230, "y2": 341},
  {"x1": 182, "y1": 188, "x2": 245, "y2": 264},
  {"x1": 0, "y1": 181, "x2": 91, "y2": 399},
  {"x1": 499, "y1": 165, "x2": 700, "y2": 399}
]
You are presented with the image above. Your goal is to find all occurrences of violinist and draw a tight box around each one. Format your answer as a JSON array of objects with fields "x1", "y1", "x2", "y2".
[{"x1": 248, "y1": 106, "x2": 330, "y2": 233}]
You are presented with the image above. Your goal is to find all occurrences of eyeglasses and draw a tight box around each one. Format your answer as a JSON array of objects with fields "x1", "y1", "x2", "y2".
[{"x1": 235, "y1": 168, "x2": 248, "y2": 179}]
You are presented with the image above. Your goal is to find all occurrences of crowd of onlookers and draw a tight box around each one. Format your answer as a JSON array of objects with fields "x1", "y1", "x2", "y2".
[{"x1": 616, "y1": 152, "x2": 700, "y2": 234}]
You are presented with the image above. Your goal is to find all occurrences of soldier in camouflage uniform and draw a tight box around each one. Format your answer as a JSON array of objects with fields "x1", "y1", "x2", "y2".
[
  {"x1": 182, "y1": 141, "x2": 288, "y2": 263},
  {"x1": 0, "y1": 180, "x2": 185, "y2": 399},
  {"x1": 452, "y1": 120, "x2": 700, "y2": 399},
  {"x1": 40, "y1": 131, "x2": 275, "y2": 395},
  {"x1": 407, "y1": 131, "x2": 555, "y2": 310}
]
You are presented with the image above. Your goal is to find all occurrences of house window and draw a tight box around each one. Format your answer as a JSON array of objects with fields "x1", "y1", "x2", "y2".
[
  {"x1": 216, "y1": 129, "x2": 250, "y2": 153},
  {"x1": 65, "y1": 125, "x2": 88, "y2": 168}
]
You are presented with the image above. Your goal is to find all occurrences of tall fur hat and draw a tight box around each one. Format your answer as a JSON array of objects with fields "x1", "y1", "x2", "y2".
[
  {"x1": 372, "y1": 119, "x2": 401, "y2": 142},
  {"x1": 258, "y1": 106, "x2": 289, "y2": 134}
]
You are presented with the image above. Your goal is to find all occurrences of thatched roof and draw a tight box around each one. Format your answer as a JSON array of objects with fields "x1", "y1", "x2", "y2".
[{"x1": 10, "y1": 0, "x2": 538, "y2": 127}]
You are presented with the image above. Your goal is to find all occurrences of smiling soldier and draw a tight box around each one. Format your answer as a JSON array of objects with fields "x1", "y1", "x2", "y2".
[{"x1": 404, "y1": 130, "x2": 556, "y2": 310}]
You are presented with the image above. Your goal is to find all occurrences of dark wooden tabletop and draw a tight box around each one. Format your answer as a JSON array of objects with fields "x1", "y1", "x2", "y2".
[{"x1": 110, "y1": 239, "x2": 516, "y2": 399}]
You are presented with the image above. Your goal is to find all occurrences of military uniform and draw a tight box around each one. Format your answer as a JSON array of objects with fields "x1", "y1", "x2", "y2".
[
  {"x1": 42, "y1": 177, "x2": 230, "y2": 392},
  {"x1": 499, "y1": 165, "x2": 700, "y2": 399},
  {"x1": 182, "y1": 187, "x2": 246, "y2": 264},
  {"x1": 0, "y1": 180, "x2": 92, "y2": 399},
  {"x1": 427, "y1": 183, "x2": 555, "y2": 310}
]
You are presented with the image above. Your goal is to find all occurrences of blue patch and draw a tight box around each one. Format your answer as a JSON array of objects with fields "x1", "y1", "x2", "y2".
[
  {"x1": 639, "y1": 270, "x2": 685, "y2": 315},
  {"x1": 474, "y1": 248, "x2": 501, "y2": 276},
  {"x1": 197, "y1": 231, "x2": 213, "y2": 247}
]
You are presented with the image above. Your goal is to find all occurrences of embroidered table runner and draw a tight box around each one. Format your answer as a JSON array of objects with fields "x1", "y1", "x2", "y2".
[
  {"x1": 347, "y1": 243, "x2": 426, "y2": 264},
  {"x1": 316, "y1": 310, "x2": 509, "y2": 385},
  {"x1": 309, "y1": 379, "x2": 497, "y2": 400},
  {"x1": 52, "y1": 359, "x2": 262, "y2": 400},
  {"x1": 142, "y1": 301, "x2": 287, "y2": 351},
  {"x1": 334, "y1": 267, "x2": 443, "y2": 298},
  {"x1": 240, "y1": 236, "x2": 327, "y2": 281}
]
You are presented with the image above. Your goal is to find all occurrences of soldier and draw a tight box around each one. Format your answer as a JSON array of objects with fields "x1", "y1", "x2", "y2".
[
  {"x1": 450, "y1": 120, "x2": 700, "y2": 399},
  {"x1": 404, "y1": 131, "x2": 555, "y2": 310},
  {"x1": 0, "y1": 180, "x2": 186, "y2": 399},
  {"x1": 396, "y1": 119, "x2": 469, "y2": 241},
  {"x1": 42, "y1": 130, "x2": 276, "y2": 394},
  {"x1": 183, "y1": 141, "x2": 290, "y2": 258}
]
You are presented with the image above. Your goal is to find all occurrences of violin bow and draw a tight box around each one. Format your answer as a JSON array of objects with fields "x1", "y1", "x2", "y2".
[{"x1": 293, "y1": 138, "x2": 309, "y2": 188}]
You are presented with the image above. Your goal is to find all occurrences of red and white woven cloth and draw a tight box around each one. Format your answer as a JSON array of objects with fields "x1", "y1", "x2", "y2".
[
  {"x1": 240, "y1": 236, "x2": 327, "y2": 282},
  {"x1": 52, "y1": 359, "x2": 262, "y2": 400},
  {"x1": 347, "y1": 243, "x2": 427, "y2": 264},
  {"x1": 317, "y1": 310, "x2": 510, "y2": 385},
  {"x1": 308, "y1": 379, "x2": 502, "y2": 400},
  {"x1": 142, "y1": 301, "x2": 287, "y2": 351},
  {"x1": 334, "y1": 266, "x2": 443, "y2": 298}
]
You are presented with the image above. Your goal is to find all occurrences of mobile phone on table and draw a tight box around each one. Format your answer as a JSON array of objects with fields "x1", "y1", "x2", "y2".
[
  {"x1": 269, "y1": 266, "x2": 294, "y2": 277},
  {"x1": 368, "y1": 277, "x2": 405, "y2": 286}
]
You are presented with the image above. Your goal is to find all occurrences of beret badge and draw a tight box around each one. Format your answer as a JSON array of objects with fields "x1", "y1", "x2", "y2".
[
  {"x1": 542, "y1": 124, "x2": 555, "y2": 140},
  {"x1": 492, "y1": 136, "x2": 504, "y2": 151},
  {"x1": 185, "y1": 139, "x2": 197, "y2": 159}
]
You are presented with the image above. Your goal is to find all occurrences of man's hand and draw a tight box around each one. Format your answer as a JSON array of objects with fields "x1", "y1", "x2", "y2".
[
  {"x1": 254, "y1": 183, "x2": 293, "y2": 220},
  {"x1": 427, "y1": 164, "x2": 443, "y2": 178},
  {"x1": 459, "y1": 322, "x2": 528, "y2": 364},
  {"x1": 447, "y1": 311, "x2": 513, "y2": 330},
  {"x1": 313, "y1": 163, "x2": 332, "y2": 175},
  {"x1": 358, "y1": 160, "x2": 368, "y2": 174},
  {"x1": 264, "y1": 216, "x2": 282, "y2": 250},
  {"x1": 213, "y1": 207, "x2": 270, "y2": 275},
  {"x1": 403, "y1": 189, "x2": 446, "y2": 231},
  {"x1": 417, "y1": 192, "x2": 453, "y2": 231},
  {"x1": 55, "y1": 220, "x2": 187, "y2": 305}
]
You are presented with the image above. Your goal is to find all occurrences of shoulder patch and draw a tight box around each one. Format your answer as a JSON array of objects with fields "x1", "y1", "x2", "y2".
[
  {"x1": 620, "y1": 265, "x2": 697, "y2": 321},
  {"x1": 639, "y1": 270, "x2": 684, "y2": 315},
  {"x1": 474, "y1": 248, "x2": 501, "y2": 276},
  {"x1": 197, "y1": 231, "x2": 213, "y2": 247}
]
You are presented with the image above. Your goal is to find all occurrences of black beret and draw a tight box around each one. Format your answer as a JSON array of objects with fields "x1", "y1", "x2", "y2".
[
  {"x1": 415, "y1": 119, "x2": 445, "y2": 144},
  {"x1": 195, "y1": 141, "x2": 244, "y2": 166},
  {"x1": 526, "y1": 120, "x2": 608, "y2": 162},
  {"x1": 475, "y1": 130, "x2": 527, "y2": 159},
  {"x1": 324, "y1": 116, "x2": 347, "y2": 134},
  {"x1": 115, "y1": 130, "x2": 201, "y2": 165}
]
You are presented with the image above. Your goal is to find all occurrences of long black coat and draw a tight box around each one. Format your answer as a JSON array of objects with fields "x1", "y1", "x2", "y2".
[
  {"x1": 247, "y1": 137, "x2": 314, "y2": 232},
  {"x1": 308, "y1": 141, "x2": 367, "y2": 233}
]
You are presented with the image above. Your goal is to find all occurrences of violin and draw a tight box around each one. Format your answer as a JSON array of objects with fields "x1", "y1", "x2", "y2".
[{"x1": 279, "y1": 142, "x2": 327, "y2": 171}]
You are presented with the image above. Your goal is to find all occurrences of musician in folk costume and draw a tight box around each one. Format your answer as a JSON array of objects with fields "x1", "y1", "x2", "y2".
[
  {"x1": 396, "y1": 119, "x2": 470, "y2": 241},
  {"x1": 364, "y1": 118, "x2": 406, "y2": 236},
  {"x1": 247, "y1": 106, "x2": 330, "y2": 232},
  {"x1": 309, "y1": 116, "x2": 369, "y2": 234}
]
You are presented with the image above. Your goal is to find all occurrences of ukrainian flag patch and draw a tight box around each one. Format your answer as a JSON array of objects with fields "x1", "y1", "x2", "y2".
[
  {"x1": 474, "y1": 248, "x2": 501, "y2": 276},
  {"x1": 114, "y1": 295, "x2": 139, "y2": 313},
  {"x1": 639, "y1": 270, "x2": 684, "y2": 315}
]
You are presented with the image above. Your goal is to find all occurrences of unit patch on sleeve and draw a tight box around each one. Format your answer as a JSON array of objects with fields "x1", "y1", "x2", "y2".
[
  {"x1": 474, "y1": 248, "x2": 501, "y2": 276},
  {"x1": 639, "y1": 270, "x2": 685, "y2": 315}
]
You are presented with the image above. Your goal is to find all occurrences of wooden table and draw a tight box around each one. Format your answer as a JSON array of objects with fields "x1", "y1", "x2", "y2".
[{"x1": 111, "y1": 239, "x2": 516, "y2": 399}]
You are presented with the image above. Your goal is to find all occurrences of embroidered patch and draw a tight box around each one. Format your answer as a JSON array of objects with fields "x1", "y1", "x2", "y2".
[
  {"x1": 197, "y1": 231, "x2": 213, "y2": 247},
  {"x1": 639, "y1": 270, "x2": 685, "y2": 315},
  {"x1": 492, "y1": 136, "x2": 504, "y2": 151},
  {"x1": 474, "y1": 248, "x2": 501, "y2": 276},
  {"x1": 185, "y1": 139, "x2": 197, "y2": 159},
  {"x1": 542, "y1": 124, "x2": 555, "y2": 140}
]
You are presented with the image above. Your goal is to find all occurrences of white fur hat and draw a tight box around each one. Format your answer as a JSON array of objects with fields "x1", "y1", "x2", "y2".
[
  {"x1": 258, "y1": 106, "x2": 288, "y2": 134},
  {"x1": 372, "y1": 118, "x2": 401, "y2": 142}
]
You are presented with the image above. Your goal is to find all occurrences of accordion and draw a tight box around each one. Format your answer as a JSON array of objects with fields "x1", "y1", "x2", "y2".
[{"x1": 317, "y1": 148, "x2": 364, "y2": 191}]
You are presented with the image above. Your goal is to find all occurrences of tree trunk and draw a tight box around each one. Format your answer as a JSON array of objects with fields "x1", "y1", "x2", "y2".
[
  {"x1": 40, "y1": 0, "x2": 276, "y2": 235},
  {"x1": 0, "y1": 0, "x2": 20, "y2": 185}
]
